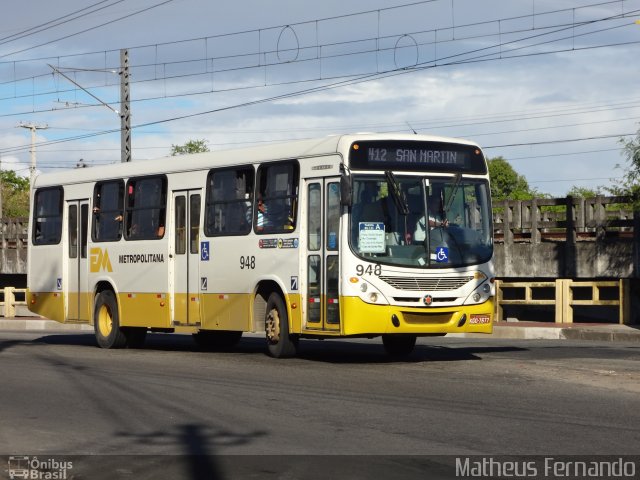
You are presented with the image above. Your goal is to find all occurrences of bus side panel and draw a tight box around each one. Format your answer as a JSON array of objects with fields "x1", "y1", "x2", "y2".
[
  {"x1": 200, "y1": 293, "x2": 251, "y2": 331},
  {"x1": 201, "y1": 236, "x2": 301, "y2": 333},
  {"x1": 87, "y1": 243, "x2": 171, "y2": 329},
  {"x1": 118, "y1": 292, "x2": 171, "y2": 328},
  {"x1": 28, "y1": 245, "x2": 65, "y2": 322}
]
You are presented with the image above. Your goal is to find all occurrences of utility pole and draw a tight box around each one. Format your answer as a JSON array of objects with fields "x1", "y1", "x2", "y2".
[
  {"x1": 48, "y1": 49, "x2": 131, "y2": 164},
  {"x1": 0, "y1": 153, "x2": 3, "y2": 219},
  {"x1": 120, "y1": 49, "x2": 131, "y2": 163},
  {"x1": 18, "y1": 122, "x2": 49, "y2": 183}
]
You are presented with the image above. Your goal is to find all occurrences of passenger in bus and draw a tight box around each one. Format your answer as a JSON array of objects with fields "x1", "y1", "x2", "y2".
[
  {"x1": 256, "y1": 195, "x2": 270, "y2": 231},
  {"x1": 413, "y1": 198, "x2": 448, "y2": 242}
]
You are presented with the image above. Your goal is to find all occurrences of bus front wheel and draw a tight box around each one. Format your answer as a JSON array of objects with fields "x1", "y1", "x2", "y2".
[
  {"x1": 382, "y1": 334, "x2": 417, "y2": 358},
  {"x1": 265, "y1": 293, "x2": 298, "y2": 358},
  {"x1": 94, "y1": 290, "x2": 127, "y2": 349}
]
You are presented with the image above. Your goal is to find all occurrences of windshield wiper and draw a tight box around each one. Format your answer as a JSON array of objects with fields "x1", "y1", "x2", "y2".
[
  {"x1": 384, "y1": 170, "x2": 409, "y2": 215},
  {"x1": 443, "y1": 173, "x2": 462, "y2": 219}
]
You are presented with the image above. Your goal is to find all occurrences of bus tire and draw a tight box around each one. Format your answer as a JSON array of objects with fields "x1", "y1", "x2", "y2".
[
  {"x1": 94, "y1": 290, "x2": 127, "y2": 349},
  {"x1": 265, "y1": 292, "x2": 298, "y2": 358},
  {"x1": 193, "y1": 330, "x2": 242, "y2": 350},
  {"x1": 382, "y1": 334, "x2": 416, "y2": 358}
]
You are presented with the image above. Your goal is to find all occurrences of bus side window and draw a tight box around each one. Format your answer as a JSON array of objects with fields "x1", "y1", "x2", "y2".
[
  {"x1": 33, "y1": 187, "x2": 63, "y2": 245},
  {"x1": 92, "y1": 180, "x2": 124, "y2": 242},
  {"x1": 204, "y1": 166, "x2": 254, "y2": 237},
  {"x1": 124, "y1": 176, "x2": 167, "y2": 241},
  {"x1": 255, "y1": 161, "x2": 299, "y2": 234}
]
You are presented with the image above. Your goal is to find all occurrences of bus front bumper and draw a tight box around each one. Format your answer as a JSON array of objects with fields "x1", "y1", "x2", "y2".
[{"x1": 340, "y1": 296, "x2": 494, "y2": 336}]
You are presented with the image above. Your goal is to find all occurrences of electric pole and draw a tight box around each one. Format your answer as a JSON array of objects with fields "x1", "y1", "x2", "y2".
[
  {"x1": 120, "y1": 49, "x2": 131, "y2": 163},
  {"x1": 18, "y1": 122, "x2": 49, "y2": 183},
  {"x1": 0, "y1": 153, "x2": 3, "y2": 219},
  {"x1": 48, "y1": 49, "x2": 131, "y2": 164}
]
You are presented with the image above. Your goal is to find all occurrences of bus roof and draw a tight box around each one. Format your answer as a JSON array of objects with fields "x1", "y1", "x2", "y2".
[{"x1": 32, "y1": 133, "x2": 481, "y2": 188}]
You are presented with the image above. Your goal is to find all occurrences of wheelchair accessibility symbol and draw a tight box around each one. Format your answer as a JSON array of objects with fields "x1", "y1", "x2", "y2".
[
  {"x1": 201, "y1": 241, "x2": 210, "y2": 261},
  {"x1": 435, "y1": 247, "x2": 449, "y2": 263}
]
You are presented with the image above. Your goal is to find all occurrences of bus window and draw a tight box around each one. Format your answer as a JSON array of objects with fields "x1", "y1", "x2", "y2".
[
  {"x1": 68, "y1": 205, "x2": 78, "y2": 258},
  {"x1": 204, "y1": 167, "x2": 253, "y2": 236},
  {"x1": 307, "y1": 183, "x2": 321, "y2": 250},
  {"x1": 255, "y1": 161, "x2": 299, "y2": 234},
  {"x1": 33, "y1": 187, "x2": 63, "y2": 245},
  {"x1": 92, "y1": 180, "x2": 124, "y2": 242},
  {"x1": 190, "y1": 194, "x2": 201, "y2": 253},
  {"x1": 326, "y1": 182, "x2": 340, "y2": 251},
  {"x1": 125, "y1": 176, "x2": 167, "y2": 240},
  {"x1": 175, "y1": 196, "x2": 186, "y2": 255}
]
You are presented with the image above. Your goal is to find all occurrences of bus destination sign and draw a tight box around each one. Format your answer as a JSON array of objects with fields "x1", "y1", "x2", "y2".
[
  {"x1": 367, "y1": 147, "x2": 461, "y2": 165},
  {"x1": 349, "y1": 140, "x2": 487, "y2": 174}
]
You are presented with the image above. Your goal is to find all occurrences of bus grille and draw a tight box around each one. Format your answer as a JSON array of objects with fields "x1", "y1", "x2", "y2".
[{"x1": 378, "y1": 275, "x2": 474, "y2": 291}]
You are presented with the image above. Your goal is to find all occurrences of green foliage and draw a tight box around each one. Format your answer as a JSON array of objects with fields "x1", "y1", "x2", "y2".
[
  {"x1": 487, "y1": 156, "x2": 538, "y2": 201},
  {"x1": 1, "y1": 169, "x2": 30, "y2": 217},
  {"x1": 170, "y1": 139, "x2": 210, "y2": 156},
  {"x1": 566, "y1": 186, "x2": 603, "y2": 198},
  {"x1": 607, "y1": 130, "x2": 640, "y2": 209}
]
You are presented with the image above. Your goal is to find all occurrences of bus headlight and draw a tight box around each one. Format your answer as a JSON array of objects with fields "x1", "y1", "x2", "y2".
[
  {"x1": 465, "y1": 281, "x2": 493, "y2": 305},
  {"x1": 357, "y1": 281, "x2": 388, "y2": 305}
]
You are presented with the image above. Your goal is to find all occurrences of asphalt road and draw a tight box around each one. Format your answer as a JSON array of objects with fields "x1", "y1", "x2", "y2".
[{"x1": 0, "y1": 331, "x2": 639, "y2": 479}]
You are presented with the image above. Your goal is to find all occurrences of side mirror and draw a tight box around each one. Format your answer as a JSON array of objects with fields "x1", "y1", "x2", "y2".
[{"x1": 340, "y1": 171, "x2": 352, "y2": 207}]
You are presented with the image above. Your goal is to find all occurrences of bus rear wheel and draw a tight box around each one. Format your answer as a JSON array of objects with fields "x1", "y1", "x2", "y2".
[
  {"x1": 265, "y1": 293, "x2": 298, "y2": 358},
  {"x1": 382, "y1": 334, "x2": 417, "y2": 358},
  {"x1": 94, "y1": 290, "x2": 127, "y2": 349}
]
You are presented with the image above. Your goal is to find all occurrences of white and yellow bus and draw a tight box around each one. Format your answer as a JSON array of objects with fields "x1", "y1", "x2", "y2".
[{"x1": 27, "y1": 133, "x2": 495, "y2": 357}]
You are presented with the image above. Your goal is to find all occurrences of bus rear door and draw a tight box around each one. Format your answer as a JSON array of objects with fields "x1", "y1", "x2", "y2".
[
  {"x1": 304, "y1": 178, "x2": 341, "y2": 332},
  {"x1": 66, "y1": 199, "x2": 91, "y2": 322},
  {"x1": 172, "y1": 190, "x2": 202, "y2": 326}
]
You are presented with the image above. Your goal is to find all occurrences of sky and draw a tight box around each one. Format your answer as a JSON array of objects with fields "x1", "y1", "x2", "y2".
[{"x1": 0, "y1": 0, "x2": 639, "y2": 196}]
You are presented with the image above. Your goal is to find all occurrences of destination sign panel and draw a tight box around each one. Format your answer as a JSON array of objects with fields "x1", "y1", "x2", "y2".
[{"x1": 349, "y1": 141, "x2": 487, "y2": 174}]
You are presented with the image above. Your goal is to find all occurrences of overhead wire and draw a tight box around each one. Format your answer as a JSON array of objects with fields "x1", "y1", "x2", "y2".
[{"x1": 2, "y1": 8, "x2": 639, "y2": 156}]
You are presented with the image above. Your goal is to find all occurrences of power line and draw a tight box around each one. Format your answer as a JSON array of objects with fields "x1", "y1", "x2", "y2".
[
  {"x1": 0, "y1": 0, "x2": 176, "y2": 60},
  {"x1": 0, "y1": 0, "x2": 126, "y2": 47},
  {"x1": 1, "y1": 3, "x2": 638, "y2": 155},
  {"x1": 0, "y1": 0, "x2": 634, "y2": 99}
]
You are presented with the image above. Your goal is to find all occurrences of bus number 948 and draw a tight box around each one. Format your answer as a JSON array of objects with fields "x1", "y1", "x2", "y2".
[
  {"x1": 240, "y1": 256, "x2": 256, "y2": 269},
  {"x1": 356, "y1": 264, "x2": 381, "y2": 276}
]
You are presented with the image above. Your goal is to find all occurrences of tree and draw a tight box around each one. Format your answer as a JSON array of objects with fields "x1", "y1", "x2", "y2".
[
  {"x1": 487, "y1": 156, "x2": 538, "y2": 201},
  {"x1": 608, "y1": 130, "x2": 640, "y2": 207},
  {"x1": 170, "y1": 139, "x2": 210, "y2": 156},
  {"x1": 1, "y1": 169, "x2": 30, "y2": 217},
  {"x1": 566, "y1": 186, "x2": 603, "y2": 198}
]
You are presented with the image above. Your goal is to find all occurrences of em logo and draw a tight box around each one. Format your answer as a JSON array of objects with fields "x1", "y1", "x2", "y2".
[{"x1": 90, "y1": 248, "x2": 113, "y2": 273}]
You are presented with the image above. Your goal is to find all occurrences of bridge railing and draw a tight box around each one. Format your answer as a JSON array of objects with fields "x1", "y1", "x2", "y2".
[
  {"x1": 0, "y1": 286, "x2": 28, "y2": 317},
  {"x1": 493, "y1": 196, "x2": 636, "y2": 244},
  {"x1": 495, "y1": 278, "x2": 632, "y2": 324}
]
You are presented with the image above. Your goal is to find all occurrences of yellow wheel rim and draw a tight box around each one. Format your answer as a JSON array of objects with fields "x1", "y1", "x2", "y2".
[
  {"x1": 266, "y1": 308, "x2": 280, "y2": 344},
  {"x1": 97, "y1": 304, "x2": 113, "y2": 337}
]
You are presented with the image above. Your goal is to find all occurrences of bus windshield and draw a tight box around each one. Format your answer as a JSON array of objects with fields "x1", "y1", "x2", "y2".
[{"x1": 349, "y1": 175, "x2": 492, "y2": 268}]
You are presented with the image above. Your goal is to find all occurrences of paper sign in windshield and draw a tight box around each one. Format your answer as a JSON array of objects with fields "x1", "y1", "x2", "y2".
[{"x1": 359, "y1": 222, "x2": 385, "y2": 253}]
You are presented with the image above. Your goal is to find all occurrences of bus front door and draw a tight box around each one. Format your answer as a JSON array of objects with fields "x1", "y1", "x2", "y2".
[
  {"x1": 304, "y1": 179, "x2": 341, "y2": 332},
  {"x1": 66, "y1": 199, "x2": 90, "y2": 323},
  {"x1": 172, "y1": 190, "x2": 202, "y2": 326}
]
